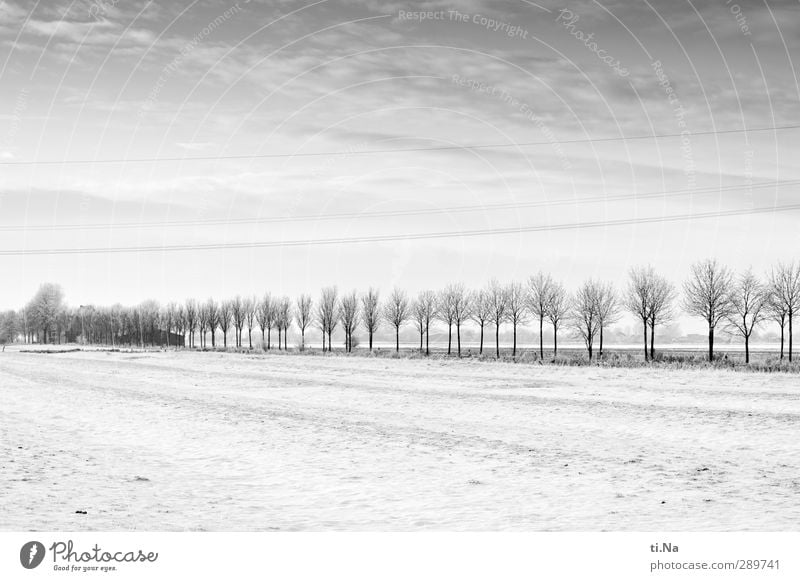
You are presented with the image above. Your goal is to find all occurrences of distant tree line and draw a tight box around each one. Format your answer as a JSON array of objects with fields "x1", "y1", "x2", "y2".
[{"x1": 2, "y1": 259, "x2": 799, "y2": 364}]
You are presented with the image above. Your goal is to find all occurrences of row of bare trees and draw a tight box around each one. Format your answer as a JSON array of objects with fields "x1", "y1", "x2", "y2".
[{"x1": 4, "y1": 260, "x2": 799, "y2": 364}]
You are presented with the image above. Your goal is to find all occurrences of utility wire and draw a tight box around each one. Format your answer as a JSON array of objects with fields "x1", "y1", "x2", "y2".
[
  {"x1": 1, "y1": 178, "x2": 795, "y2": 232},
  {"x1": 2, "y1": 203, "x2": 797, "y2": 256},
  {"x1": 1, "y1": 124, "x2": 798, "y2": 166}
]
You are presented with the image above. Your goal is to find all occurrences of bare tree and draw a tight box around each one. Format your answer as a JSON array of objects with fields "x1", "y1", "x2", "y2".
[
  {"x1": 527, "y1": 272, "x2": 553, "y2": 361},
  {"x1": 295, "y1": 294, "x2": 313, "y2": 351},
  {"x1": 174, "y1": 304, "x2": 185, "y2": 349},
  {"x1": 647, "y1": 275, "x2": 676, "y2": 361},
  {"x1": 164, "y1": 302, "x2": 177, "y2": 349},
  {"x1": 625, "y1": 267, "x2": 653, "y2": 361},
  {"x1": 28, "y1": 282, "x2": 64, "y2": 344},
  {"x1": 595, "y1": 282, "x2": 620, "y2": 358},
  {"x1": 765, "y1": 288, "x2": 789, "y2": 360},
  {"x1": 184, "y1": 298, "x2": 198, "y2": 348},
  {"x1": 319, "y1": 287, "x2": 339, "y2": 352},
  {"x1": 546, "y1": 281, "x2": 568, "y2": 359},
  {"x1": 279, "y1": 297, "x2": 292, "y2": 350},
  {"x1": 205, "y1": 298, "x2": 219, "y2": 348},
  {"x1": 470, "y1": 289, "x2": 491, "y2": 355},
  {"x1": 769, "y1": 262, "x2": 800, "y2": 361},
  {"x1": 683, "y1": 259, "x2": 734, "y2": 362},
  {"x1": 450, "y1": 283, "x2": 472, "y2": 357},
  {"x1": 416, "y1": 290, "x2": 437, "y2": 355},
  {"x1": 198, "y1": 301, "x2": 209, "y2": 349},
  {"x1": 231, "y1": 295, "x2": 245, "y2": 348},
  {"x1": 436, "y1": 287, "x2": 457, "y2": 355},
  {"x1": 573, "y1": 280, "x2": 601, "y2": 361},
  {"x1": 218, "y1": 300, "x2": 233, "y2": 349},
  {"x1": 412, "y1": 296, "x2": 426, "y2": 352},
  {"x1": 339, "y1": 291, "x2": 360, "y2": 352},
  {"x1": 256, "y1": 293, "x2": 273, "y2": 350},
  {"x1": 360, "y1": 288, "x2": 380, "y2": 351},
  {"x1": 505, "y1": 282, "x2": 527, "y2": 358},
  {"x1": 383, "y1": 288, "x2": 410, "y2": 352},
  {"x1": 244, "y1": 296, "x2": 256, "y2": 349},
  {"x1": 488, "y1": 280, "x2": 508, "y2": 359},
  {"x1": 726, "y1": 269, "x2": 766, "y2": 364}
]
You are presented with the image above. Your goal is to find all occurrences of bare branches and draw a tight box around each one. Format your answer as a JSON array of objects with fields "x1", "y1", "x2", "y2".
[
  {"x1": 725, "y1": 269, "x2": 766, "y2": 363},
  {"x1": 769, "y1": 261, "x2": 800, "y2": 361},
  {"x1": 360, "y1": 288, "x2": 381, "y2": 351},
  {"x1": 318, "y1": 286, "x2": 339, "y2": 352},
  {"x1": 295, "y1": 294, "x2": 313, "y2": 351},
  {"x1": 487, "y1": 279, "x2": 508, "y2": 358},
  {"x1": 683, "y1": 259, "x2": 734, "y2": 361},
  {"x1": 383, "y1": 288, "x2": 410, "y2": 352},
  {"x1": 339, "y1": 291, "x2": 360, "y2": 352},
  {"x1": 527, "y1": 272, "x2": 553, "y2": 360},
  {"x1": 545, "y1": 280, "x2": 568, "y2": 358},
  {"x1": 572, "y1": 280, "x2": 601, "y2": 361}
]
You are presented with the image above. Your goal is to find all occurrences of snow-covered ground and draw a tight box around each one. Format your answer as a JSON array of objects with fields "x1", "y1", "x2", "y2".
[{"x1": 1, "y1": 350, "x2": 797, "y2": 531}]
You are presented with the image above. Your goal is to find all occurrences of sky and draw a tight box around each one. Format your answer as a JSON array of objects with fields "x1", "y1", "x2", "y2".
[{"x1": 1, "y1": 0, "x2": 799, "y2": 332}]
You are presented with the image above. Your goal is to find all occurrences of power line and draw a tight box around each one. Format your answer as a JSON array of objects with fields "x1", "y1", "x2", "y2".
[
  {"x1": 1, "y1": 124, "x2": 798, "y2": 166},
  {"x1": 2, "y1": 203, "x2": 797, "y2": 256},
  {"x1": 1, "y1": 178, "x2": 795, "y2": 232}
]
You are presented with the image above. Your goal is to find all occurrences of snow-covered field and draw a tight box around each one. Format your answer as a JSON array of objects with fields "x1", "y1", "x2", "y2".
[{"x1": 1, "y1": 349, "x2": 797, "y2": 531}]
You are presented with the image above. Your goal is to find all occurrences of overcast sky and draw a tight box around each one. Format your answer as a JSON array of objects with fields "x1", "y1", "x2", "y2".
[{"x1": 1, "y1": 0, "x2": 798, "y2": 331}]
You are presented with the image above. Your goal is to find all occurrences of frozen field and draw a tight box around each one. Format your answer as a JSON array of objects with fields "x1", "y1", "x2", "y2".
[{"x1": 1, "y1": 349, "x2": 798, "y2": 531}]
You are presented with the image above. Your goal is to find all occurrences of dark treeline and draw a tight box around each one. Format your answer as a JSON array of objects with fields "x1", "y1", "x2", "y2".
[{"x1": 2, "y1": 259, "x2": 798, "y2": 365}]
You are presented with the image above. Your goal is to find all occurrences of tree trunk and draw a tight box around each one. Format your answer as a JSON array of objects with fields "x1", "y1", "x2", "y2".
[
  {"x1": 649, "y1": 320, "x2": 655, "y2": 361},
  {"x1": 249, "y1": 330, "x2": 252, "y2": 349},
  {"x1": 599, "y1": 324, "x2": 603, "y2": 358},
  {"x1": 447, "y1": 323, "x2": 452, "y2": 355},
  {"x1": 426, "y1": 324, "x2": 430, "y2": 356},
  {"x1": 539, "y1": 317, "x2": 544, "y2": 360},
  {"x1": 780, "y1": 324, "x2": 785, "y2": 360},
  {"x1": 301, "y1": 329, "x2": 305, "y2": 351},
  {"x1": 553, "y1": 324, "x2": 558, "y2": 359},
  {"x1": 789, "y1": 313, "x2": 794, "y2": 362},
  {"x1": 745, "y1": 334, "x2": 750, "y2": 364},
  {"x1": 457, "y1": 323, "x2": 462, "y2": 357},
  {"x1": 708, "y1": 326, "x2": 714, "y2": 362},
  {"x1": 395, "y1": 327, "x2": 399, "y2": 352},
  {"x1": 284, "y1": 327, "x2": 288, "y2": 350},
  {"x1": 588, "y1": 343, "x2": 593, "y2": 361},
  {"x1": 479, "y1": 323, "x2": 484, "y2": 355},
  {"x1": 512, "y1": 323, "x2": 517, "y2": 357},
  {"x1": 321, "y1": 330, "x2": 325, "y2": 352},
  {"x1": 277, "y1": 327, "x2": 281, "y2": 350},
  {"x1": 328, "y1": 331, "x2": 332, "y2": 352},
  {"x1": 642, "y1": 319, "x2": 648, "y2": 362},
  {"x1": 495, "y1": 323, "x2": 500, "y2": 359},
  {"x1": 419, "y1": 329, "x2": 423, "y2": 352},
  {"x1": 369, "y1": 331, "x2": 373, "y2": 351}
]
